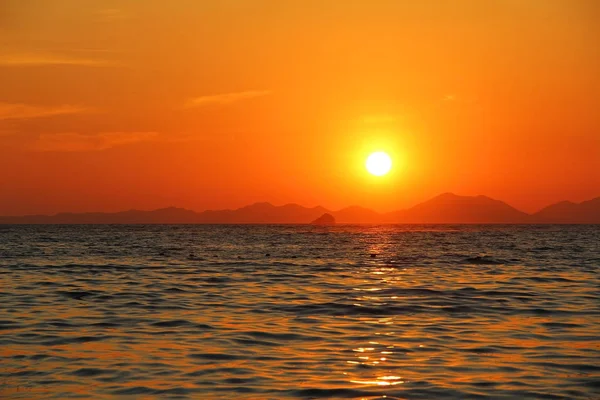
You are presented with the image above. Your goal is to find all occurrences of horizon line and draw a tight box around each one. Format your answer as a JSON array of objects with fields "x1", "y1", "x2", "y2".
[{"x1": 1, "y1": 192, "x2": 599, "y2": 219}]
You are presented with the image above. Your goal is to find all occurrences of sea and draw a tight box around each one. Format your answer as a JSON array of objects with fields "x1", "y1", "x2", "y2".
[{"x1": 0, "y1": 224, "x2": 598, "y2": 399}]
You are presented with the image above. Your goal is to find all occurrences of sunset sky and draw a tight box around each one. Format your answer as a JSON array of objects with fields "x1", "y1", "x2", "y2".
[{"x1": 1, "y1": 0, "x2": 598, "y2": 216}]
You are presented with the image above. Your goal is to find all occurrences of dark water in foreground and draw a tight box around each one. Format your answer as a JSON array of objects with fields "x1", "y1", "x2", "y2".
[{"x1": 0, "y1": 225, "x2": 599, "y2": 399}]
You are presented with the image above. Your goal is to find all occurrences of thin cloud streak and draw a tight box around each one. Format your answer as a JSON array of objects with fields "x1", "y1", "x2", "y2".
[
  {"x1": 185, "y1": 90, "x2": 271, "y2": 108},
  {"x1": 96, "y1": 8, "x2": 129, "y2": 21},
  {"x1": 0, "y1": 103, "x2": 93, "y2": 120},
  {"x1": 32, "y1": 132, "x2": 159, "y2": 152},
  {"x1": 0, "y1": 53, "x2": 118, "y2": 67}
]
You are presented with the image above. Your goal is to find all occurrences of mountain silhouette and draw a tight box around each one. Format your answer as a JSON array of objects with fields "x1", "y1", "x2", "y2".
[
  {"x1": 0, "y1": 207, "x2": 198, "y2": 224},
  {"x1": 199, "y1": 202, "x2": 328, "y2": 224},
  {"x1": 385, "y1": 193, "x2": 529, "y2": 223},
  {"x1": 333, "y1": 206, "x2": 383, "y2": 224},
  {"x1": 0, "y1": 193, "x2": 598, "y2": 224},
  {"x1": 531, "y1": 197, "x2": 600, "y2": 223}
]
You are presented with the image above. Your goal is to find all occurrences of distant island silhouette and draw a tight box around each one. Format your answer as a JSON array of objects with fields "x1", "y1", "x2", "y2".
[
  {"x1": 310, "y1": 213, "x2": 336, "y2": 225},
  {"x1": 0, "y1": 193, "x2": 598, "y2": 224}
]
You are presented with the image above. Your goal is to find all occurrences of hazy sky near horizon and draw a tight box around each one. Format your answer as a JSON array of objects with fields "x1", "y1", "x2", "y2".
[{"x1": 0, "y1": 0, "x2": 599, "y2": 215}]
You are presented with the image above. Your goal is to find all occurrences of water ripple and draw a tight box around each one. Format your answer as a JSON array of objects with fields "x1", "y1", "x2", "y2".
[{"x1": 0, "y1": 224, "x2": 599, "y2": 399}]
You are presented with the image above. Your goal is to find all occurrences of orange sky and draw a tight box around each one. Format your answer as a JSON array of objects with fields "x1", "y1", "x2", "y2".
[{"x1": 0, "y1": 0, "x2": 599, "y2": 215}]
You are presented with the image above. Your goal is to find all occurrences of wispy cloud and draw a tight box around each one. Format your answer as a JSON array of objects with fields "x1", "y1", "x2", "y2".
[
  {"x1": 96, "y1": 8, "x2": 129, "y2": 21},
  {"x1": 32, "y1": 132, "x2": 159, "y2": 152},
  {"x1": 443, "y1": 94, "x2": 457, "y2": 101},
  {"x1": 0, "y1": 103, "x2": 92, "y2": 120},
  {"x1": 0, "y1": 53, "x2": 118, "y2": 67},
  {"x1": 185, "y1": 90, "x2": 271, "y2": 108}
]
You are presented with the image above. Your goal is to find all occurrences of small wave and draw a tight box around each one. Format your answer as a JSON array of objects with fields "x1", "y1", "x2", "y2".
[
  {"x1": 188, "y1": 353, "x2": 244, "y2": 361},
  {"x1": 0, "y1": 320, "x2": 23, "y2": 330},
  {"x1": 274, "y1": 302, "x2": 432, "y2": 316},
  {"x1": 238, "y1": 330, "x2": 321, "y2": 344},
  {"x1": 461, "y1": 255, "x2": 507, "y2": 265},
  {"x1": 541, "y1": 322, "x2": 581, "y2": 329},
  {"x1": 70, "y1": 368, "x2": 112, "y2": 377},
  {"x1": 289, "y1": 387, "x2": 379, "y2": 398},
  {"x1": 185, "y1": 367, "x2": 255, "y2": 377},
  {"x1": 57, "y1": 290, "x2": 97, "y2": 300},
  {"x1": 512, "y1": 276, "x2": 575, "y2": 283},
  {"x1": 110, "y1": 386, "x2": 158, "y2": 396},
  {"x1": 150, "y1": 319, "x2": 195, "y2": 328},
  {"x1": 42, "y1": 335, "x2": 112, "y2": 346}
]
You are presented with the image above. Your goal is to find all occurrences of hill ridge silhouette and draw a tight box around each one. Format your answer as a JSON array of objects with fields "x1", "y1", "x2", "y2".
[{"x1": 0, "y1": 193, "x2": 598, "y2": 224}]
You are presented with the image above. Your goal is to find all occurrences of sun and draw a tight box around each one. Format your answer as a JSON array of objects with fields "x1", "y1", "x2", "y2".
[{"x1": 366, "y1": 151, "x2": 392, "y2": 176}]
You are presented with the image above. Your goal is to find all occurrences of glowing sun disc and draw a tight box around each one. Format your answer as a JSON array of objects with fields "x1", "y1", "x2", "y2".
[{"x1": 366, "y1": 151, "x2": 392, "y2": 176}]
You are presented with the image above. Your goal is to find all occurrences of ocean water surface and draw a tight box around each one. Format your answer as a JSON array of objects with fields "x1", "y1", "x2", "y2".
[{"x1": 0, "y1": 224, "x2": 599, "y2": 399}]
